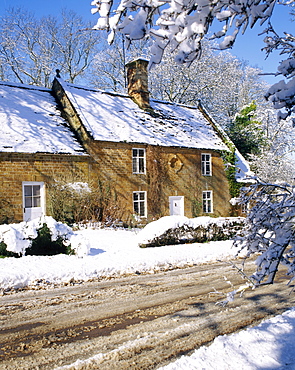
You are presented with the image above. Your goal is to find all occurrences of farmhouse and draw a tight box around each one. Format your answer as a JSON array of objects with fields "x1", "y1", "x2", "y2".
[{"x1": 0, "y1": 59, "x2": 250, "y2": 224}]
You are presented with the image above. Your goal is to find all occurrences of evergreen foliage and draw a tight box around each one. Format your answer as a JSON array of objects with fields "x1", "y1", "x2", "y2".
[
  {"x1": 0, "y1": 242, "x2": 20, "y2": 258},
  {"x1": 226, "y1": 102, "x2": 265, "y2": 159},
  {"x1": 25, "y1": 223, "x2": 75, "y2": 256}
]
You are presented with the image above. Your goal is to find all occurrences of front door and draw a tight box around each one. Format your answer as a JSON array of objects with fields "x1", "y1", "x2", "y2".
[
  {"x1": 169, "y1": 196, "x2": 184, "y2": 216},
  {"x1": 22, "y1": 182, "x2": 45, "y2": 221}
]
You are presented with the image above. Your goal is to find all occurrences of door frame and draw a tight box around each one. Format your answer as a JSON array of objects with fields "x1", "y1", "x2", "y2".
[
  {"x1": 169, "y1": 196, "x2": 184, "y2": 216},
  {"x1": 22, "y1": 181, "x2": 45, "y2": 221}
]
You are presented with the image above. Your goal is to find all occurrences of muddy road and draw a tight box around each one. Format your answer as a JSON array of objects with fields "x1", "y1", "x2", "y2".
[{"x1": 1, "y1": 260, "x2": 294, "y2": 370}]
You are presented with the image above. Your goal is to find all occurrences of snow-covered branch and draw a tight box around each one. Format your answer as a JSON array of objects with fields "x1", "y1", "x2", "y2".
[
  {"x1": 91, "y1": 0, "x2": 276, "y2": 65},
  {"x1": 91, "y1": 0, "x2": 295, "y2": 118},
  {"x1": 235, "y1": 180, "x2": 295, "y2": 286}
]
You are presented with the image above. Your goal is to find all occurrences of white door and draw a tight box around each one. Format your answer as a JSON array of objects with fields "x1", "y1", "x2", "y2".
[
  {"x1": 169, "y1": 196, "x2": 184, "y2": 216},
  {"x1": 22, "y1": 182, "x2": 45, "y2": 221}
]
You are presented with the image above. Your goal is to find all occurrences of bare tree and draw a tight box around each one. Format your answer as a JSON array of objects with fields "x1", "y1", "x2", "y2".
[
  {"x1": 249, "y1": 107, "x2": 295, "y2": 183},
  {"x1": 0, "y1": 8, "x2": 101, "y2": 87},
  {"x1": 50, "y1": 10, "x2": 101, "y2": 84},
  {"x1": 0, "y1": 8, "x2": 50, "y2": 86},
  {"x1": 149, "y1": 41, "x2": 269, "y2": 126},
  {"x1": 88, "y1": 36, "x2": 151, "y2": 92}
]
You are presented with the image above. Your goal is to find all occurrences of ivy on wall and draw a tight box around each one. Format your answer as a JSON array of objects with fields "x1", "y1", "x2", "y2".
[
  {"x1": 220, "y1": 145, "x2": 243, "y2": 199},
  {"x1": 146, "y1": 145, "x2": 168, "y2": 218}
]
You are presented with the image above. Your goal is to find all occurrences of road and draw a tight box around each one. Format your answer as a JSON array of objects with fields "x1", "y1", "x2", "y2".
[{"x1": 1, "y1": 260, "x2": 294, "y2": 370}]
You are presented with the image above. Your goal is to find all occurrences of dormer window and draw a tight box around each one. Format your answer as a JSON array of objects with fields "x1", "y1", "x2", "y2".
[
  {"x1": 132, "y1": 148, "x2": 146, "y2": 174},
  {"x1": 201, "y1": 153, "x2": 212, "y2": 176}
]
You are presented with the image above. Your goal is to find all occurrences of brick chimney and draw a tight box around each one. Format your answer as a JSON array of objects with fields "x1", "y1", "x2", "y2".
[{"x1": 125, "y1": 59, "x2": 150, "y2": 110}]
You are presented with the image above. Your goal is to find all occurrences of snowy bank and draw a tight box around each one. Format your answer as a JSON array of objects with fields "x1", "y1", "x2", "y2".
[
  {"x1": 159, "y1": 307, "x2": 295, "y2": 370},
  {"x1": 0, "y1": 228, "x2": 240, "y2": 291},
  {"x1": 136, "y1": 216, "x2": 245, "y2": 246}
]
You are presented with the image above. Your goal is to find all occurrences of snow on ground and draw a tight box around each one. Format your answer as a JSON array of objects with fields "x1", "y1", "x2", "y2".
[
  {"x1": 158, "y1": 307, "x2": 295, "y2": 370},
  {"x1": 1, "y1": 218, "x2": 295, "y2": 370},
  {"x1": 0, "y1": 226, "x2": 238, "y2": 291}
]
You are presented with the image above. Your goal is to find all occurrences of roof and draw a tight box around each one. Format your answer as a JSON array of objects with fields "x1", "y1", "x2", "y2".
[
  {"x1": 58, "y1": 80, "x2": 230, "y2": 151},
  {"x1": 0, "y1": 78, "x2": 252, "y2": 182},
  {"x1": 0, "y1": 82, "x2": 86, "y2": 155}
]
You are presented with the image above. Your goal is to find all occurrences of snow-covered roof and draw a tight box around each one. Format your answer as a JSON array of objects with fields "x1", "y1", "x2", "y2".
[
  {"x1": 0, "y1": 79, "x2": 253, "y2": 182},
  {"x1": 0, "y1": 82, "x2": 86, "y2": 155},
  {"x1": 59, "y1": 80, "x2": 230, "y2": 151}
]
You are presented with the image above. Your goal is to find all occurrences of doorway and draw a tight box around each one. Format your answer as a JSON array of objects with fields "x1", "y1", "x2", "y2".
[
  {"x1": 22, "y1": 182, "x2": 45, "y2": 221},
  {"x1": 169, "y1": 196, "x2": 184, "y2": 216}
]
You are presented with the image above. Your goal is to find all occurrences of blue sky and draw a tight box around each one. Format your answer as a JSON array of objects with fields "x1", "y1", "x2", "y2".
[{"x1": 0, "y1": 0, "x2": 293, "y2": 85}]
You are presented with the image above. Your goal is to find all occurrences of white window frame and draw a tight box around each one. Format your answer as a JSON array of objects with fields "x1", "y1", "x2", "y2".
[
  {"x1": 202, "y1": 190, "x2": 213, "y2": 213},
  {"x1": 201, "y1": 153, "x2": 212, "y2": 176},
  {"x1": 132, "y1": 148, "x2": 146, "y2": 174},
  {"x1": 133, "y1": 191, "x2": 147, "y2": 217}
]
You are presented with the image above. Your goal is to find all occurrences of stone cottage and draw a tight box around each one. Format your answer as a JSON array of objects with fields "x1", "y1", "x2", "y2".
[{"x1": 0, "y1": 59, "x2": 250, "y2": 224}]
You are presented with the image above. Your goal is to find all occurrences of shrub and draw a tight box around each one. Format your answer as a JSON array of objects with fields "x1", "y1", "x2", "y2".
[
  {"x1": 139, "y1": 217, "x2": 245, "y2": 248},
  {"x1": 0, "y1": 198, "x2": 15, "y2": 225},
  {"x1": 48, "y1": 179, "x2": 128, "y2": 226},
  {"x1": 25, "y1": 223, "x2": 75, "y2": 256},
  {"x1": 0, "y1": 217, "x2": 89, "y2": 257},
  {"x1": 48, "y1": 181, "x2": 95, "y2": 225},
  {"x1": 0, "y1": 242, "x2": 20, "y2": 258}
]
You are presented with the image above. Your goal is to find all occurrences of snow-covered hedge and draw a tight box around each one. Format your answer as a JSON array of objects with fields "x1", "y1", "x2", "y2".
[
  {"x1": 137, "y1": 216, "x2": 245, "y2": 248},
  {"x1": 0, "y1": 216, "x2": 90, "y2": 257}
]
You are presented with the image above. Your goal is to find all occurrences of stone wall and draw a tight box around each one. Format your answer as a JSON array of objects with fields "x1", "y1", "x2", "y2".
[
  {"x1": 125, "y1": 59, "x2": 150, "y2": 110},
  {"x1": 0, "y1": 152, "x2": 94, "y2": 222},
  {"x1": 88, "y1": 141, "x2": 232, "y2": 223}
]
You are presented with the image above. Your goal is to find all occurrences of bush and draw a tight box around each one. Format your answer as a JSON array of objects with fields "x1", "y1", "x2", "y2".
[
  {"x1": 0, "y1": 223, "x2": 74, "y2": 257},
  {"x1": 25, "y1": 223, "x2": 75, "y2": 256},
  {"x1": 48, "y1": 179, "x2": 127, "y2": 226},
  {"x1": 0, "y1": 217, "x2": 87, "y2": 257},
  {"x1": 139, "y1": 217, "x2": 245, "y2": 248},
  {"x1": 48, "y1": 181, "x2": 95, "y2": 225},
  {"x1": 0, "y1": 242, "x2": 20, "y2": 258}
]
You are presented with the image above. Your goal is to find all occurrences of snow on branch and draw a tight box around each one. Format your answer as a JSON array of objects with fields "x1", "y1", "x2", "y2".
[
  {"x1": 91, "y1": 0, "x2": 277, "y2": 66},
  {"x1": 234, "y1": 180, "x2": 295, "y2": 286},
  {"x1": 217, "y1": 180, "x2": 295, "y2": 305},
  {"x1": 262, "y1": 25, "x2": 295, "y2": 122},
  {"x1": 91, "y1": 0, "x2": 295, "y2": 118}
]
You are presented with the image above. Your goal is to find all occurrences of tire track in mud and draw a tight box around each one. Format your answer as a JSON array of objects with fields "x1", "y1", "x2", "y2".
[{"x1": 1, "y1": 261, "x2": 294, "y2": 370}]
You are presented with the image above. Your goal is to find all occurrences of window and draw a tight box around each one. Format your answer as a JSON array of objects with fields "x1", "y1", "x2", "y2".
[
  {"x1": 201, "y1": 153, "x2": 212, "y2": 176},
  {"x1": 133, "y1": 191, "x2": 147, "y2": 217},
  {"x1": 132, "y1": 148, "x2": 146, "y2": 174},
  {"x1": 24, "y1": 184, "x2": 41, "y2": 208},
  {"x1": 203, "y1": 191, "x2": 213, "y2": 213}
]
